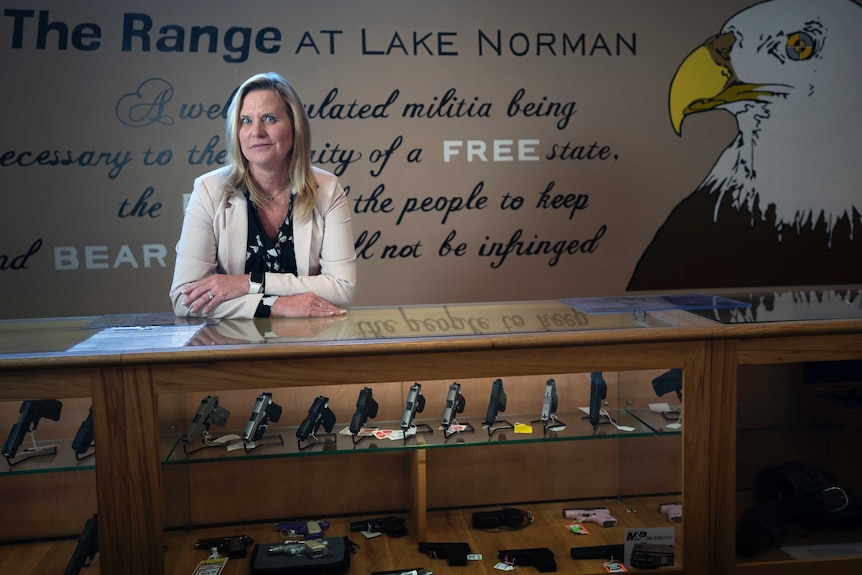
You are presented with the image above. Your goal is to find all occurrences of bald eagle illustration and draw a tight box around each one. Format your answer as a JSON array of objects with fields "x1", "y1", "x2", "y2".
[{"x1": 628, "y1": 0, "x2": 862, "y2": 291}]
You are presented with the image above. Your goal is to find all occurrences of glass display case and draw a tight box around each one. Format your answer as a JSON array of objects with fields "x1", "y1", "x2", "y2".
[
  {"x1": 158, "y1": 372, "x2": 686, "y2": 575},
  {"x1": 704, "y1": 288, "x2": 862, "y2": 575},
  {"x1": 735, "y1": 360, "x2": 862, "y2": 564},
  {"x1": 144, "y1": 301, "x2": 694, "y2": 574},
  {"x1": 1, "y1": 292, "x2": 860, "y2": 575}
]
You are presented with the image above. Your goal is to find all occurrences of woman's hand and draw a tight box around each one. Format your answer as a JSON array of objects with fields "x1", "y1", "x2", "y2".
[
  {"x1": 271, "y1": 293, "x2": 347, "y2": 318},
  {"x1": 181, "y1": 274, "x2": 250, "y2": 314}
]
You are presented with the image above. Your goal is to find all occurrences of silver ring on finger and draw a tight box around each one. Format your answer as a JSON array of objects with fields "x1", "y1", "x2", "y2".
[{"x1": 207, "y1": 291, "x2": 214, "y2": 300}]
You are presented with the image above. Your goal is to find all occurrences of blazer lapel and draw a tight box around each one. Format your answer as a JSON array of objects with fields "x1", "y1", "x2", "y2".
[
  {"x1": 293, "y1": 208, "x2": 312, "y2": 276},
  {"x1": 224, "y1": 192, "x2": 248, "y2": 274}
]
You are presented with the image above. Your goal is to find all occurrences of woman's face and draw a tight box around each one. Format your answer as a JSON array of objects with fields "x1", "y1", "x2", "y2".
[{"x1": 238, "y1": 89, "x2": 295, "y2": 174}]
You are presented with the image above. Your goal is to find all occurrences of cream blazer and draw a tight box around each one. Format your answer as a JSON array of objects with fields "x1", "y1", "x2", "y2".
[{"x1": 170, "y1": 165, "x2": 356, "y2": 318}]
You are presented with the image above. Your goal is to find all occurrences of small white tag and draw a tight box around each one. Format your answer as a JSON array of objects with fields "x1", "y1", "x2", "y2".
[
  {"x1": 666, "y1": 422, "x2": 682, "y2": 430},
  {"x1": 599, "y1": 409, "x2": 636, "y2": 432},
  {"x1": 360, "y1": 530, "x2": 383, "y2": 539},
  {"x1": 467, "y1": 553, "x2": 483, "y2": 560},
  {"x1": 209, "y1": 434, "x2": 242, "y2": 445},
  {"x1": 226, "y1": 441, "x2": 247, "y2": 452},
  {"x1": 649, "y1": 402, "x2": 672, "y2": 413},
  {"x1": 494, "y1": 562, "x2": 515, "y2": 571}
]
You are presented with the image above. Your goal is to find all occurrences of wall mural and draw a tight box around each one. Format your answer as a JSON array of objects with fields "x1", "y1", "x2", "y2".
[
  {"x1": 630, "y1": 0, "x2": 862, "y2": 290},
  {"x1": 0, "y1": 0, "x2": 858, "y2": 319}
]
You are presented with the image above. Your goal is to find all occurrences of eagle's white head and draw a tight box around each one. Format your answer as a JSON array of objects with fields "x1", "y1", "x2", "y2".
[{"x1": 670, "y1": 0, "x2": 862, "y2": 245}]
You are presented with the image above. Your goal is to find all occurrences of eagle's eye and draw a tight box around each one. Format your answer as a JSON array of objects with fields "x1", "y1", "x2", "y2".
[{"x1": 785, "y1": 31, "x2": 816, "y2": 61}]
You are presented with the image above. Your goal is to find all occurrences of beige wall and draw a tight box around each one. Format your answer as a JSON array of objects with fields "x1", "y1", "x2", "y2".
[{"x1": 1, "y1": 0, "x2": 855, "y2": 318}]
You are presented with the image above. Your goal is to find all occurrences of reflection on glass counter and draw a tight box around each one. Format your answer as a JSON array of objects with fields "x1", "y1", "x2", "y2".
[
  {"x1": 0, "y1": 300, "x2": 674, "y2": 356},
  {"x1": 690, "y1": 288, "x2": 862, "y2": 323},
  {"x1": 199, "y1": 300, "x2": 672, "y2": 345}
]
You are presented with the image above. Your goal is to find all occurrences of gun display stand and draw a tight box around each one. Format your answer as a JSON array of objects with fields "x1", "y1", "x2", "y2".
[
  {"x1": 484, "y1": 418, "x2": 515, "y2": 438},
  {"x1": 351, "y1": 428, "x2": 377, "y2": 446},
  {"x1": 74, "y1": 444, "x2": 96, "y2": 462},
  {"x1": 443, "y1": 420, "x2": 475, "y2": 442},
  {"x1": 582, "y1": 412, "x2": 612, "y2": 432},
  {"x1": 297, "y1": 431, "x2": 336, "y2": 452},
  {"x1": 5, "y1": 433, "x2": 58, "y2": 468},
  {"x1": 243, "y1": 433, "x2": 284, "y2": 453},
  {"x1": 532, "y1": 415, "x2": 567, "y2": 435},
  {"x1": 182, "y1": 431, "x2": 235, "y2": 456},
  {"x1": 402, "y1": 423, "x2": 434, "y2": 445},
  {"x1": 661, "y1": 408, "x2": 682, "y2": 422}
]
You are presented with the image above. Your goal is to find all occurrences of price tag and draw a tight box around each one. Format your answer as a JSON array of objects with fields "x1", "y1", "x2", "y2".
[{"x1": 192, "y1": 557, "x2": 228, "y2": 575}]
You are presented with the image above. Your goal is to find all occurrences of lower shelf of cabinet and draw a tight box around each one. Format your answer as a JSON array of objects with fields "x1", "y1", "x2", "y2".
[{"x1": 158, "y1": 497, "x2": 684, "y2": 575}]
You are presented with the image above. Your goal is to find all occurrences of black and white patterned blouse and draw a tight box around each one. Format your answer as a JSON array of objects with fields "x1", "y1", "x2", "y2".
[{"x1": 245, "y1": 190, "x2": 298, "y2": 317}]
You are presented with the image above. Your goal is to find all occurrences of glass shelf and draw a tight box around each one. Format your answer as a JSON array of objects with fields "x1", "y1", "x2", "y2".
[
  {"x1": 0, "y1": 438, "x2": 95, "y2": 475},
  {"x1": 626, "y1": 406, "x2": 683, "y2": 435},
  {"x1": 163, "y1": 408, "x2": 674, "y2": 465}
]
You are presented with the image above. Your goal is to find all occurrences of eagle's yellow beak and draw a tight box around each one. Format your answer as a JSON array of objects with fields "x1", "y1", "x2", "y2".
[{"x1": 670, "y1": 32, "x2": 772, "y2": 135}]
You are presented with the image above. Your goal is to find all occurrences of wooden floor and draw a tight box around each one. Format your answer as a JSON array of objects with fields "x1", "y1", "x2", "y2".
[{"x1": 0, "y1": 497, "x2": 683, "y2": 575}]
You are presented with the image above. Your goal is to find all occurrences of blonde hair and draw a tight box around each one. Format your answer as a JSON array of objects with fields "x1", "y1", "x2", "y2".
[{"x1": 225, "y1": 72, "x2": 317, "y2": 220}]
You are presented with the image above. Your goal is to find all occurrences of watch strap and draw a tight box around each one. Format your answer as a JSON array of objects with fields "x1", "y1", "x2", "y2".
[{"x1": 249, "y1": 271, "x2": 265, "y2": 294}]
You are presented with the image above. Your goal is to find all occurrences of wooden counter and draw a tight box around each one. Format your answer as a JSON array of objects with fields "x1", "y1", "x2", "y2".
[{"x1": 1, "y1": 294, "x2": 861, "y2": 575}]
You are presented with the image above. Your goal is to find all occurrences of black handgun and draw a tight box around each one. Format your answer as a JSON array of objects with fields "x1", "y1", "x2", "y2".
[
  {"x1": 350, "y1": 515, "x2": 407, "y2": 537},
  {"x1": 441, "y1": 382, "x2": 465, "y2": 430},
  {"x1": 296, "y1": 396, "x2": 336, "y2": 441},
  {"x1": 484, "y1": 378, "x2": 507, "y2": 426},
  {"x1": 652, "y1": 368, "x2": 683, "y2": 401},
  {"x1": 418, "y1": 541, "x2": 471, "y2": 566},
  {"x1": 242, "y1": 392, "x2": 282, "y2": 443},
  {"x1": 349, "y1": 387, "x2": 378, "y2": 435},
  {"x1": 71, "y1": 405, "x2": 94, "y2": 459},
  {"x1": 472, "y1": 507, "x2": 532, "y2": 530},
  {"x1": 498, "y1": 547, "x2": 557, "y2": 573},
  {"x1": 182, "y1": 395, "x2": 230, "y2": 447},
  {"x1": 194, "y1": 534, "x2": 254, "y2": 558},
  {"x1": 589, "y1": 372, "x2": 607, "y2": 431},
  {"x1": 400, "y1": 383, "x2": 426, "y2": 432},
  {"x1": 64, "y1": 513, "x2": 98, "y2": 575},
  {"x1": 3, "y1": 399, "x2": 63, "y2": 459}
]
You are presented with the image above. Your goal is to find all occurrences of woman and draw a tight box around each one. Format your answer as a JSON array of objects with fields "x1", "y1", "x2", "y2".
[{"x1": 170, "y1": 72, "x2": 356, "y2": 318}]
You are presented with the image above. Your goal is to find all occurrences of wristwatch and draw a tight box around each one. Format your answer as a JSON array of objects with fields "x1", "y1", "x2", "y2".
[{"x1": 248, "y1": 271, "x2": 264, "y2": 294}]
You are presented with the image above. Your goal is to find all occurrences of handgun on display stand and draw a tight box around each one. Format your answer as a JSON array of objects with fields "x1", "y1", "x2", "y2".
[
  {"x1": 241, "y1": 392, "x2": 284, "y2": 452},
  {"x1": 296, "y1": 396, "x2": 337, "y2": 450},
  {"x1": 349, "y1": 387, "x2": 378, "y2": 444},
  {"x1": 563, "y1": 507, "x2": 617, "y2": 527},
  {"x1": 3, "y1": 399, "x2": 63, "y2": 467},
  {"x1": 64, "y1": 513, "x2": 98, "y2": 575},
  {"x1": 660, "y1": 502, "x2": 682, "y2": 522},
  {"x1": 401, "y1": 383, "x2": 432, "y2": 441},
  {"x1": 182, "y1": 395, "x2": 230, "y2": 454},
  {"x1": 71, "y1": 405, "x2": 95, "y2": 461}
]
